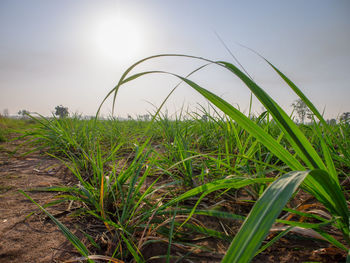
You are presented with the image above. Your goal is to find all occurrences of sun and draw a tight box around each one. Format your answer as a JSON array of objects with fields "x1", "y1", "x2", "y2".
[{"x1": 92, "y1": 12, "x2": 146, "y2": 64}]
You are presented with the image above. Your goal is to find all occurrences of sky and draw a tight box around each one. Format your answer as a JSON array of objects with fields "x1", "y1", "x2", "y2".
[{"x1": 0, "y1": 0, "x2": 349, "y2": 119}]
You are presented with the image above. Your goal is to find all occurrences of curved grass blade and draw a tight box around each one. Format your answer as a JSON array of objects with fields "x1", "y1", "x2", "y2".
[
  {"x1": 115, "y1": 69, "x2": 303, "y2": 171},
  {"x1": 96, "y1": 54, "x2": 209, "y2": 118},
  {"x1": 100, "y1": 53, "x2": 326, "y2": 172},
  {"x1": 100, "y1": 53, "x2": 324, "y2": 170}
]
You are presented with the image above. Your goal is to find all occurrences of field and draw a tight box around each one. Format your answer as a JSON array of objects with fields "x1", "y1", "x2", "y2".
[{"x1": 1, "y1": 56, "x2": 350, "y2": 262}]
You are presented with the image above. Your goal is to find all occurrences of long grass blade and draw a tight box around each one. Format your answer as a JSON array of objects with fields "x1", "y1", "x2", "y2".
[
  {"x1": 221, "y1": 171, "x2": 309, "y2": 263},
  {"x1": 19, "y1": 190, "x2": 92, "y2": 261}
]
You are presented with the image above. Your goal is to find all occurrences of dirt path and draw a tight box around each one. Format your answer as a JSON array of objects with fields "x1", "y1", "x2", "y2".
[{"x1": 0, "y1": 139, "x2": 77, "y2": 262}]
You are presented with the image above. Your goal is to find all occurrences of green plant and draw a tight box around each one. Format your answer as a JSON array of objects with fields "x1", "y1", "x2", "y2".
[{"x1": 99, "y1": 53, "x2": 349, "y2": 262}]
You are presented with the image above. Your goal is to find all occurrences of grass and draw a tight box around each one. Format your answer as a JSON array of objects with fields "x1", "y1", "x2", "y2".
[
  {"x1": 0, "y1": 116, "x2": 29, "y2": 142},
  {"x1": 16, "y1": 54, "x2": 350, "y2": 262}
]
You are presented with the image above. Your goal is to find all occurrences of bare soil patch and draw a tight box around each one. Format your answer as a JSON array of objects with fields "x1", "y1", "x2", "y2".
[{"x1": 0, "y1": 139, "x2": 78, "y2": 263}]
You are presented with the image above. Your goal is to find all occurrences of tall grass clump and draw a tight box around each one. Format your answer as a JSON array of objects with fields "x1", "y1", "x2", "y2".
[{"x1": 23, "y1": 117, "x2": 166, "y2": 261}]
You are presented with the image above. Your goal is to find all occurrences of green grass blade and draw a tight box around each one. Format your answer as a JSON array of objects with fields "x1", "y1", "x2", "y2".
[
  {"x1": 175, "y1": 222, "x2": 232, "y2": 242},
  {"x1": 120, "y1": 232, "x2": 143, "y2": 263},
  {"x1": 167, "y1": 203, "x2": 178, "y2": 263},
  {"x1": 158, "y1": 209, "x2": 245, "y2": 222},
  {"x1": 19, "y1": 190, "x2": 92, "y2": 260},
  {"x1": 312, "y1": 119, "x2": 338, "y2": 181},
  {"x1": 161, "y1": 177, "x2": 274, "y2": 210},
  {"x1": 255, "y1": 226, "x2": 294, "y2": 256},
  {"x1": 221, "y1": 171, "x2": 309, "y2": 263}
]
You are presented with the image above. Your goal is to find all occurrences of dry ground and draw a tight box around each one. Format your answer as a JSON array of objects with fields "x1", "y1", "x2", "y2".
[{"x1": 0, "y1": 138, "x2": 78, "y2": 263}]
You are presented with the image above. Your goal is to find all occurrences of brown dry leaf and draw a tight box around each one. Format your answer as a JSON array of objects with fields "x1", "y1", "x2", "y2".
[
  {"x1": 271, "y1": 226, "x2": 327, "y2": 241},
  {"x1": 63, "y1": 255, "x2": 125, "y2": 263}
]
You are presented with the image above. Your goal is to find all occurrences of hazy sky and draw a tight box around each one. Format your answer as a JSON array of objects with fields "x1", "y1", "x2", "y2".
[{"x1": 1, "y1": 0, "x2": 349, "y2": 119}]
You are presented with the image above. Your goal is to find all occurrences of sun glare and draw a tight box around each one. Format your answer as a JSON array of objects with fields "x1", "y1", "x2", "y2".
[{"x1": 92, "y1": 13, "x2": 146, "y2": 64}]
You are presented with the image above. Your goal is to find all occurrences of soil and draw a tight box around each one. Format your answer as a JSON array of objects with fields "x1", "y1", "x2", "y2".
[
  {"x1": 0, "y1": 138, "x2": 79, "y2": 263},
  {"x1": 0, "y1": 137, "x2": 347, "y2": 262}
]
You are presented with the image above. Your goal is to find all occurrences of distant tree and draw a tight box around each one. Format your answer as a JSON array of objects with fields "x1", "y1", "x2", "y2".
[
  {"x1": 3, "y1": 109, "x2": 9, "y2": 117},
  {"x1": 340, "y1": 112, "x2": 350, "y2": 124},
  {"x1": 127, "y1": 114, "x2": 132, "y2": 120},
  {"x1": 137, "y1": 114, "x2": 150, "y2": 121},
  {"x1": 18, "y1": 109, "x2": 30, "y2": 118},
  {"x1": 55, "y1": 105, "x2": 69, "y2": 119},
  {"x1": 327, "y1": 119, "x2": 337, "y2": 125},
  {"x1": 143, "y1": 114, "x2": 150, "y2": 121},
  {"x1": 291, "y1": 99, "x2": 313, "y2": 123}
]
